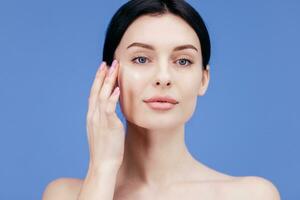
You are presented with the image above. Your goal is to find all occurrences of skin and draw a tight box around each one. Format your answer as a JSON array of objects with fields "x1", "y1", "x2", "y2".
[
  {"x1": 113, "y1": 12, "x2": 218, "y2": 193},
  {"x1": 42, "y1": 13, "x2": 281, "y2": 200}
]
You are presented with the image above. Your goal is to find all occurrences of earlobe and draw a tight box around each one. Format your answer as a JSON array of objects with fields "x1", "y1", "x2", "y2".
[{"x1": 198, "y1": 65, "x2": 210, "y2": 96}]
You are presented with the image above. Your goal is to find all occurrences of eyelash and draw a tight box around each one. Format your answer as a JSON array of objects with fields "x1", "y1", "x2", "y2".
[{"x1": 131, "y1": 56, "x2": 194, "y2": 67}]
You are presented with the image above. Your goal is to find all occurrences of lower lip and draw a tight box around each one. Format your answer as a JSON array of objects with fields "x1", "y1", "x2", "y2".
[{"x1": 145, "y1": 102, "x2": 177, "y2": 110}]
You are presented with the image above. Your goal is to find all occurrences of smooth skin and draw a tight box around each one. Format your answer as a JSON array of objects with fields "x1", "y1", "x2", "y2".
[{"x1": 42, "y1": 13, "x2": 281, "y2": 200}]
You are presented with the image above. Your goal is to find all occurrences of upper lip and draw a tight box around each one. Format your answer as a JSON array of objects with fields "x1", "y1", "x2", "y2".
[{"x1": 143, "y1": 96, "x2": 179, "y2": 104}]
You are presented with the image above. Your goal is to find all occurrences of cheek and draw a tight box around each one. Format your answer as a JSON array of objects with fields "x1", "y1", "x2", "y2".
[
  {"x1": 173, "y1": 91, "x2": 197, "y2": 125},
  {"x1": 118, "y1": 65, "x2": 149, "y2": 115},
  {"x1": 179, "y1": 69, "x2": 201, "y2": 97},
  {"x1": 175, "y1": 73, "x2": 201, "y2": 121},
  {"x1": 119, "y1": 64, "x2": 148, "y2": 93}
]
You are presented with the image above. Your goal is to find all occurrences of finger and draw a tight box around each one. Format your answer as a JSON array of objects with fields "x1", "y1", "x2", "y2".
[
  {"x1": 105, "y1": 86, "x2": 120, "y2": 115},
  {"x1": 88, "y1": 61, "x2": 107, "y2": 113},
  {"x1": 106, "y1": 86, "x2": 121, "y2": 128},
  {"x1": 98, "y1": 59, "x2": 119, "y2": 102}
]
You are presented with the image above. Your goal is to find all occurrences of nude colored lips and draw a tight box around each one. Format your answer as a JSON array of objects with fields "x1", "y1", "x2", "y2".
[
  {"x1": 144, "y1": 102, "x2": 177, "y2": 110},
  {"x1": 143, "y1": 96, "x2": 178, "y2": 104},
  {"x1": 143, "y1": 96, "x2": 178, "y2": 110}
]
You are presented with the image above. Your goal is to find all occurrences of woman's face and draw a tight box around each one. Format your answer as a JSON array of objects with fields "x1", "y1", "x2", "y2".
[{"x1": 114, "y1": 13, "x2": 209, "y2": 130}]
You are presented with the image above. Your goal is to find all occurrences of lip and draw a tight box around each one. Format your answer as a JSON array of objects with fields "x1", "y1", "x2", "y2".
[
  {"x1": 143, "y1": 96, "x2": 179, "y2": 111},
  {"x1": 143, "y1": 96, "x2": 179, "y2": 104},
  {"x1": 144, "y1": 102, "x2": 177, "y2": 110}
]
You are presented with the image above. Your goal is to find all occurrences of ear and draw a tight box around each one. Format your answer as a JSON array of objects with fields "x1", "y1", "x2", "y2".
[{"x1": 198, "y1": 64, "x2": 210, "y2": 96}]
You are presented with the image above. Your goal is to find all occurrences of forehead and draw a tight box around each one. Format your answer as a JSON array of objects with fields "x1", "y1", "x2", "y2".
[{"x1": 118, "y1": 13, "x2": 201, "y2": 51}]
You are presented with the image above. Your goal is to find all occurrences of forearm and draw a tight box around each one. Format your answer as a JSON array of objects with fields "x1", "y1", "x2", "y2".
[{"x1": 77, "y1": 164, "x2": 120, "y2": 200}]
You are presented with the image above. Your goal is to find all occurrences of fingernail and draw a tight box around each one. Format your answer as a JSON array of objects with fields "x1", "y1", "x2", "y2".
[
  {"x1": 99, "y1": 61, "x2": 106, "y2": 71},
  {"x1": 109, "y1": 60, "x2": 117, "y2": 75}
]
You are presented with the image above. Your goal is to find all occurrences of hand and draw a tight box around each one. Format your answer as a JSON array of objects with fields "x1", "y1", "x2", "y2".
[{"x1": 86, "y1": 60, "x2": 125, "y2": 170}]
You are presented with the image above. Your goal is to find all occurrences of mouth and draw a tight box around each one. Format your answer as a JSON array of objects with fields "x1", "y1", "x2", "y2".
[
  {"x1": 143, "y1": 96, "x2": 178, "y2": 111},
  {"x1": 144, "y1": 101, "x2": 177, "y2": 110},
  {"x1": 143, "y1": 96, "x2": 179, "y2": 104}
]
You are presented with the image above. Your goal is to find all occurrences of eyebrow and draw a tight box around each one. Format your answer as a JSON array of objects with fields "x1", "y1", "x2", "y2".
[{"x1": 126, "y1": 42, "x2": 198, "y2": 52}]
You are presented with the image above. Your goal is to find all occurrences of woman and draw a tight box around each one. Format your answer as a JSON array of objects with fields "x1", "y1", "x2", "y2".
[{"x1": 42, "y1": 0, "x2": 281, "y2": 199}]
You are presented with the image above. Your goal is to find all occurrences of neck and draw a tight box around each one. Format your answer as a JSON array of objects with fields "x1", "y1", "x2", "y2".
[{"x1": 116, "y1": 120, "x2": 198, "y2": 188}]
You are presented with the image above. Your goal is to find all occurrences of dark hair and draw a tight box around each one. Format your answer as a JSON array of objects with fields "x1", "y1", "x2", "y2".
[{"x1": 102, "y1": 0, "x2": 211, "y2": 70}]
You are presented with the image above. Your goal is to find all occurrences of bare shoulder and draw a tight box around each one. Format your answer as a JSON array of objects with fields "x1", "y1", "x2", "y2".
[
  {"x1": 42, "y1": 177, "x2": 84, "y2": 200},
  {"x1": 223, "y1": 176, "x2": 281, "y2": 200}
]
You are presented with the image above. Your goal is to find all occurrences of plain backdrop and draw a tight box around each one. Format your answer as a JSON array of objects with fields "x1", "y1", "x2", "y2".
[{"x1": 0, "y1": 0, "x2": 299, "y2": 199}]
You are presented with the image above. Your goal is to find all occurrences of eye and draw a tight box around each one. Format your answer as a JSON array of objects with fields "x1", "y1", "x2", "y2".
[
  {"x1": 131, "y1": 56, "x2": 193, "y2": 67},
  {"x1": 176, "y1": 58, "x2": 193, "y2": 67},
  {"x1": 132, "y1": 56, "x2": 149, "y2": 64}
]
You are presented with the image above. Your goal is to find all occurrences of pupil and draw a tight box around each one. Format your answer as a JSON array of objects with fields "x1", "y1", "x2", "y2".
[
  {"x1": 180, "y1": 60, "x2": 186, "y2": 65},
  {"x1": 139, "y1": 57, "x2": 146, "y2": 63}
]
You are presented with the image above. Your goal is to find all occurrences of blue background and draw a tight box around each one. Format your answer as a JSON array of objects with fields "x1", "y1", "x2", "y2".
[{"x1": 0, "y1": 0, "x2": 299, "y2": 199}]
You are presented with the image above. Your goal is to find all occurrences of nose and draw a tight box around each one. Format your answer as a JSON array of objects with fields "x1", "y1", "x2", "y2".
[
  {"x1": 155, "y1": 80, "x2": 171, "y2": 87},
  {"x1": 153, "y1": 64, "x2": 172, "y2": 88}
]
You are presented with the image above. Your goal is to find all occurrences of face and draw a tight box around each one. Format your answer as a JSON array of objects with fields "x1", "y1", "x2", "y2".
[{"x1": 114, "y1": 13, "x2": 209, "y2": 130}]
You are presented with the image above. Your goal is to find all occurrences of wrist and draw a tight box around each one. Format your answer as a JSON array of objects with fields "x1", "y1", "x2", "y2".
[{"x1": 88, "y1": 161, "x2": 121, "y2": 174}]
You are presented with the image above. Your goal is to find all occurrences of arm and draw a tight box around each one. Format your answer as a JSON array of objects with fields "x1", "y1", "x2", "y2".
[
  {"x1": 43, "y1": 60, "x2": 124, "y2": 200},
  {"x1": 77, "y1": 164, "x2": 120, "y2": 200},
  {"x1": 42, "y1": 165, "x2": 120, "y2": 200}
]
